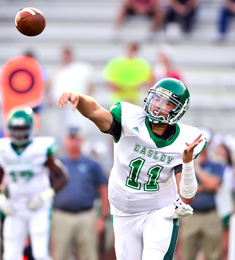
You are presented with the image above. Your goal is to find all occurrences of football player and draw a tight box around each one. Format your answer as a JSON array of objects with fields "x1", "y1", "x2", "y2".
[
  {"x1": 57, "y1": 78, "x2": 206, "y2": 260},
  {"x1": 0, "y1": 107, "x2": 68, "y2": 260}
]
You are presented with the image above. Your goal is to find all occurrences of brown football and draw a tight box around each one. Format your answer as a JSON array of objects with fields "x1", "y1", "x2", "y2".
[{"x1": 15, "y1": 7, "x2": 46, "y2": 36}]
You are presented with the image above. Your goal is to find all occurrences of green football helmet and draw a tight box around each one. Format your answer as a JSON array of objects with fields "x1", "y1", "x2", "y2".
[
  {"x1": 143, "y1": 78, "x2": 190, "y2": 125},
  {"x1": 7, "y1": 107, "x2": 34, "y2": 146}
]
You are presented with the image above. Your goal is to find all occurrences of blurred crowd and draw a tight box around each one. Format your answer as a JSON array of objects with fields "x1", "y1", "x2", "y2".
[
  {"x1": 113, "y1": 0, "x2": 235, "y2": 42},
  {"x1": 0, "y1": 0, "x2": 235, "y2": 260}
]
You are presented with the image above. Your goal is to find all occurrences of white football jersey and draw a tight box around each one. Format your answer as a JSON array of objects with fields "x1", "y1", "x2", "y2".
[
  {"x1": 109, "y1": 102, "x2": 206, "y2": 215},
  {"x1": 0, "y1": 137, "x2": 56, "y2": 204}
]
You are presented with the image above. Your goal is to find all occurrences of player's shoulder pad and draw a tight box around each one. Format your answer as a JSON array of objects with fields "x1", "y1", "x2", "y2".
[
  {"x1": 110, "y1": 102, "x2": 122, "y2": 124},
  {"x1": 178, "y1": 123, "x2": 207, "y2": 158},
  {"x1": 33, "y1": 136, "x2": 57, "y2": 155},
  {"x1": 110, "y1": 101, "x2": 142, "y2": 125},
  {"x1": 0, "y1": 138, "x2": 11, "y2": 151}
]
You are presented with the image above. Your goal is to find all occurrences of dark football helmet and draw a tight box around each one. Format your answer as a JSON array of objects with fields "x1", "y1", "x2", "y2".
[
  {"x1": 143, "y1": 78, "x2": 190, "y2": 125},
  {"x1": 7, "y1": 107, "x2": 34, "y2": 146}
]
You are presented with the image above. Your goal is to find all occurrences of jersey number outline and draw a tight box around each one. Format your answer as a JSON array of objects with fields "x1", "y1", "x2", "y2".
[
  {"x1": 10, "y1": 170, "x2": 34, "y2": 183},
  {"x1": 126, "y1": 157, "x2": 163, "y2": 191}
]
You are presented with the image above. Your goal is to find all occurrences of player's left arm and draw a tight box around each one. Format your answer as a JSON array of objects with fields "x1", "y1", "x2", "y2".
[
  {"x1": 0, "y1": 166, "x2": 4, "y2": 186},
  {"x1": 176, "y1": 173, "x2": 193, "y2": 204},
  {"x1": 177, "y1": 134, "x2": 203, "y2": 204},
  {"x1": 0, "y1": 166, "x2": 16, "y2": 215},
  {"x1": 45, "y1": 155, "x2": 69, "y2": 192},
  {"x1": 27, "y1": 156, "x2": 68, "y2": 211}
]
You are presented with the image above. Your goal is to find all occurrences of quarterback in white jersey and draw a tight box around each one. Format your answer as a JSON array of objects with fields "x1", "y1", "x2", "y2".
[
  {"x1": 0, "y1": 107, "x2": 68, "y2": 260},
  {"x1": 57, "y1": 78, "x2": 206, "y2": 260}
]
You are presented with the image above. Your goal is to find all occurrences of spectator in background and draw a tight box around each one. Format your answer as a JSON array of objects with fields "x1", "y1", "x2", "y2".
[
  {"x1": 217, "y1": 0, "x2": 235, "y2": 42},
  {"x1": 51, "y1": 127, "x2": 109, "y2": 260},
  {"x1": 180, "y1": 128, "x2": 224, "y2": 260},
  {"x1": 164, "y1": 0, "x2": 199, "y2": 38},
  {"x1": 45, "y1": 46, "x2": 95, "y2": 141},
  {"x1": 114, "y1": 0, "x2": 165, "y2": 38},
  {"x1": 103, "y1": 41, "x2": 151, "y2": 106},
  {"x1": 47, "y1": 46, "x2": 94, "y2": 105},
  {"x1": 151, "y1": 45, "x2": 183, "y2": 86},
  {"x1": 214, "y1": 142, "x2": 235, "y2": 260}
]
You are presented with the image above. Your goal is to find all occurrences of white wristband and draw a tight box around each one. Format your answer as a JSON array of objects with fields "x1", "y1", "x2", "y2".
[{"x1": 180, "y1": 161, "x2": 198, "y2": 199}]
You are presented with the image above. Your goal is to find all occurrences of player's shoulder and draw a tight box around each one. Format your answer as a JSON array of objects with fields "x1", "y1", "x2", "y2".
[
  {"x1": 0, "y1": 138, "x2": 11, "y2": 150},
  {"x1": 178, "y1": 123, "x2": 202, "y2": 136},
  {"x1": 122, "y1": 102, "x2": 145, "y2": 122},
  {"x1": 0, "y1": 137, "x2": 11, "y2": 144},
  {"x1": 111, "y1": 101, "x2": 142, "y2": 114},
  {"x1": 178, "y1": 122, "x2": 205, "y2": 143},
  {"x1": 178, "y1": 123, "x2": 207, "y2": 157},
  {"x1": 32, "y1": 136, "x2": 56, "y2": 148},
  {"x1": 110, "y1": 101, "x2": 143, "y2": 124},
  {"x1": 32, "y1": 136, "x2": 57, "y2": 156}
]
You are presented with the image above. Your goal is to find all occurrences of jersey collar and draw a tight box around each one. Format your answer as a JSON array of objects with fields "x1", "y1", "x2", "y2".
[
  {"x1": 145, "y1": 117, "x2": 180, "y2": 148},
  {"x1": 10, "y1": 141, "x2": 32, "y2": 156}
]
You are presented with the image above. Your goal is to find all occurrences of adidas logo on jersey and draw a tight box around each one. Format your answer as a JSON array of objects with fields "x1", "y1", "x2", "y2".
[{"x1": 132, "y1": 127, "x2": 140, "y2": 132}]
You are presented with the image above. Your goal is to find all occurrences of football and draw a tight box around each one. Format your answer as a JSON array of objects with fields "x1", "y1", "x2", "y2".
[{"x1": 15, "y1": 7, "x2": 46, "y2": 36}]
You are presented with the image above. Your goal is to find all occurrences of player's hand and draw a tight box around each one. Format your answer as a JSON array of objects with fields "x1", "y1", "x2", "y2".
[
  {"x1": 183, "y1": 134, "x2": 203, "y2": 163},
  {"x1": 27, "y1": 195, "x2": 44, "y2": 210},
  {"x1": 57, "y1": 92, "x2": 79, "y2": 111},
  {"x1": 27, "y1": 188, "x2": 55, "y2": 211},
  {"x1": 169, "y1": 198, "x2": 193, "y2": 219},
  {"x1": 0, "y1": 194, "x2": 16, "y2": 216}
]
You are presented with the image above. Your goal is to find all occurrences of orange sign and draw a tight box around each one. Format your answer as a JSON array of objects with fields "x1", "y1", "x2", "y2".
[{"x1": 0, "y1": 55, "x2": 44, "y2": 124}]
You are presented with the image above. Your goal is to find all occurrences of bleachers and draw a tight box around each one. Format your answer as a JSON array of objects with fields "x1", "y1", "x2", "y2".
[{"x1": 0, "y1": 0, "x2": 235, "y2": 134}]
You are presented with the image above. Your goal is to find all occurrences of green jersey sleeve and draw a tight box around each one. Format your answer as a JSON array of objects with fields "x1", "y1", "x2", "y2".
[
  {"x1": 110, "y1": 102, "x2": 122, "y2": 124},
  {"x1": 109, "y1": 102, "x2": 122, "y2": 142},
  {"x1": 47, "y1": 141, "x2": 57, "y2": 157}
]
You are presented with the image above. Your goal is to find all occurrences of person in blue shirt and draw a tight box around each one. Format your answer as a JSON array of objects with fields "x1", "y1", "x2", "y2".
[
  {"x1": 180, "y1": 129, "x2": 224, "y2": 260},
  {"x1": 51, "y1": 127, "x2": 109, "y2": 260},
  {"x1": 218, "y1": 0, "x2": 235, "y2": 41}
]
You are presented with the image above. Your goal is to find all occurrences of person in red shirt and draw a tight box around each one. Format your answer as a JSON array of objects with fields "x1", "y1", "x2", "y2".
[
  {"x1": 114, "y1": 0, "x2": 165, "y2": 33},
  {"x1": 151, "y1": 46, "x2": 183, "y2": 86}
]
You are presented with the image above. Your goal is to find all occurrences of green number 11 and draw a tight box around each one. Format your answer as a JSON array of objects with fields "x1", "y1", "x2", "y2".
[{"x1": 126, "y1": 157, "x2": 163, "y2": 191}]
